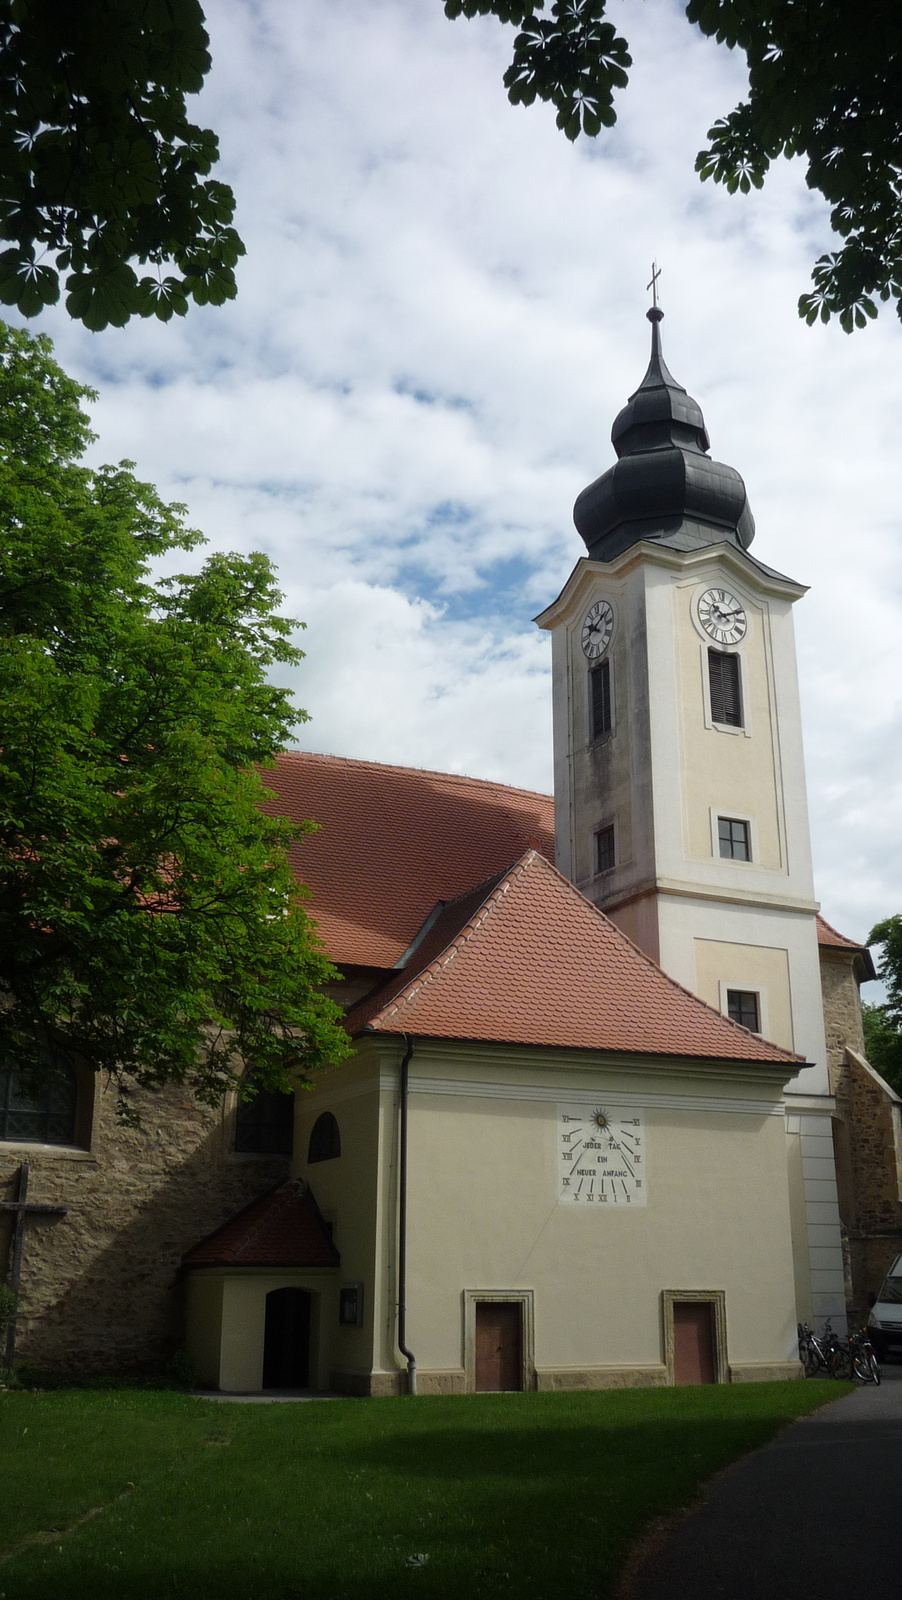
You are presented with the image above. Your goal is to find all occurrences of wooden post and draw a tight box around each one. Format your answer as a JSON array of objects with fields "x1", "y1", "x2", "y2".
[{"x1": 0, "y1": 1163, "x2": 67, "y2": 1368}]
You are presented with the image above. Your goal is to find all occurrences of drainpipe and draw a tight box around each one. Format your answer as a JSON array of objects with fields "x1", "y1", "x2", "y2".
[{"x1": 397, "y1": 1033, "x2": 418, "y2": 1396}]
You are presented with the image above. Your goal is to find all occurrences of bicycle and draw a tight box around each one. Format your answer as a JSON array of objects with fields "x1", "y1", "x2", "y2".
[
  {"x1": 848, "y1": 1326, "x2": 881, "y2": 1384},
  {"x1": 797, "y1": 1319, "x2": 852, "y2": 1378}
]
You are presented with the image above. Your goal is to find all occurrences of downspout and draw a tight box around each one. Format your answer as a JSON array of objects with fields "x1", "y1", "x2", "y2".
[{"x1": 397, "y1": 1032, "x2": 418, "y2": 1395}]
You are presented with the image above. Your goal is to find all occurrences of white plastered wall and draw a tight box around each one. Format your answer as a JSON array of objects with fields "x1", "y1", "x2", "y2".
[
  {"x1": 185, "y1": 1269, "x2": 338, "y2": 1393},
  {"x1": 395, "y1": 1042, "x2": 799, "y2": 1384},
  {"x1": 292, "y1": 1043, "x2": 386, "y2": 1388}
]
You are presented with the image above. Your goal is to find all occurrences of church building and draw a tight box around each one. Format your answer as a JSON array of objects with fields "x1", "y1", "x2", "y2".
[{"x1": 3, "y1": 307, "x2": 900, "y2": 1391}]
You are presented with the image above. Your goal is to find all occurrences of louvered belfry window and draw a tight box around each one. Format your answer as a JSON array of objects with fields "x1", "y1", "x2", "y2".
[
  {"x1": 708, "y1": 648, "x2": 742, "y2": 727},
  {"x1": 590, "y1": 659, "x2": 612, "y2": 740},
  {"x1": 596, "y1": 824, "x2": 616, "y2": 874}
]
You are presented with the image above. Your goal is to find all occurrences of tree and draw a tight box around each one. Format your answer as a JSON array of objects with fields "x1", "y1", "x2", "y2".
[
  {"x1": 863, "y1": 916, "x2": 902, "y2": 1093},
  {"x1": 862, "y1": 1003, "x2": 902, "y2": 1095},
  {"x1": 0, "y1": 319, "x2": 351, "y2": 1111},
  {"x1": 0, "y1": 0, "x2": 242, "y2": 330},
  {"x1": 444, "y1": 0, "x2": 902, "y2": 332},
  {"x1": 2, "y1": 4, "x2": 899, "y2": 336}
]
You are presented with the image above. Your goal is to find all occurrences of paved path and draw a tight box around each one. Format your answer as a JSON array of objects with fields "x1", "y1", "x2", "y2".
[{"x1": 630, "y1": 1364, "x2": 902, "y2": 1600}]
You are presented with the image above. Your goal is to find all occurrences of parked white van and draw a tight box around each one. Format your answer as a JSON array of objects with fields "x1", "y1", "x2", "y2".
[{"x1": 868, "y1": 1254, "x2": 902, "y2": 1360}]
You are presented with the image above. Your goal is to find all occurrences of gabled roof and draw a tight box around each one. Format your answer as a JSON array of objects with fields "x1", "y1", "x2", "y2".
[
  {"x1": 346, "y1": 850, "x2": 804, "y2": 1066},
  {"x1": 182, "y1": 1180, "x2": 339, "y2": 1270},
  {"x1": 262, "y1": 752, "x2": 555, "y2": 969}
]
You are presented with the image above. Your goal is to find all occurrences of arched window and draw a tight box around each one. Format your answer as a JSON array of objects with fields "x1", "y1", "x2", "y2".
[
  {"x1": 308, "y1": 1111, "x2": 341, "y2": 1164},
  {"x1": 235, "y1": 1084, "x2": 294, "y2": 1156},
  {"x1": 0, "y1": 1063, "x2": 78, "y2": 1147}
]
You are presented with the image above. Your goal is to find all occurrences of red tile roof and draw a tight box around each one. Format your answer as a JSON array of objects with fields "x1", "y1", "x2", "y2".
[
  {"x1": 262, "y1": 752, "x2": 555, "y2": 969},
  {"x1": 346, "y1": 850, "x2": 804, "y2": 1065},
  {"x1": 182, "y1": 1181, "x2": 339, "y2": 1270},
  {"x1": 816, "y1": 913, "x2": 865, "y2": 951}
]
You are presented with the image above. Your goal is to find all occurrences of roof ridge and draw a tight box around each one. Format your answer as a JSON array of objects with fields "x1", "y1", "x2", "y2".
[
  {"x1": 184, "y1": 1177, "x2": 297, "y2": 1264},
  {"x1": 526, "y1": 850, "x2": 806, "y2": 1063},
  {"x1": 362, "y1": 847, "x2": 803, "y2": 1064},
  {"x1": 279, "y1": 749, "x2": 553, "y2": 804},
  {"x1": 373, "y1": 856, "x2": 533, "y2": 1026},
  {"x1": 230, "y1": 1178, "x2": 302, "y2": 1260}
]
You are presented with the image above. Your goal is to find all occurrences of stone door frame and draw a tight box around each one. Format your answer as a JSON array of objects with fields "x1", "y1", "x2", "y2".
[
  {"x1": 662, "y1": 1288, "x2": 728, "y2": 1385},
  {"x1": 463, "y1": 1288, "x2": 535, "y2": 1394}
]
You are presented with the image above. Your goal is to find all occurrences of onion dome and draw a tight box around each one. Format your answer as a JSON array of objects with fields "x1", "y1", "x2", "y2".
[{"x1": 573, "y1": 307, "x2": 755, "y2": 563}]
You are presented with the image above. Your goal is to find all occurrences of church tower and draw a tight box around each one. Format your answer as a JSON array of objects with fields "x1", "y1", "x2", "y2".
[{"x1": 536, "y1": 303, "x2": 846, "y2": 1331}]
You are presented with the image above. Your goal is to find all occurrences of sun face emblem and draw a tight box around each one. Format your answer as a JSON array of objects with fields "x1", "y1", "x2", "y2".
[{"x1": 593, "y1": 1110, "x2": 609, "y2": 1131}]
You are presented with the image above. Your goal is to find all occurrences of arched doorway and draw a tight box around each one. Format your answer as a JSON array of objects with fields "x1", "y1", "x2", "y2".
[{"x1": 262, "y1": 1287, "x2": 312, "y2": 1388}]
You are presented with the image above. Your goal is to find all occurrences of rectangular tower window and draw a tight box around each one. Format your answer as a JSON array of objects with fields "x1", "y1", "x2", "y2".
[
  {"x1": 590, "y1": 659, "x2": 612, "y2": 740},
  {"x1": 727, "y1": 989, "x2": 760, "y2": 1032},
  {"x1": 596, "y1": 824, "x2": 616, "y2": 874},
  {"x1": 718, "y1": 816, "x2": 751, "y2": 861},
  {"x1": 708, "y1": 648, "x2": 743, "y2": 727}
]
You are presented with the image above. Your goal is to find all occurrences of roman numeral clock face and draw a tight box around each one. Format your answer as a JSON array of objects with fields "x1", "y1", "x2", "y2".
[
  {"x1": 558, "y1": 1106, "x2": 646, "y2": 1205},
  {"x1": 581, "y1": 600, "x2": 614, "y2": 659},
  {"x1": 697, "y1": 588, "x2": 747, "y2": 646}
]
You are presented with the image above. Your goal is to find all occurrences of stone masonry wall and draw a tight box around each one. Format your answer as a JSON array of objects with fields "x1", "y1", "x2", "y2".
[
  {"x1": 0, "y1": 1074, "x2": 288, "y2": 1374},
  {"x1": 820, "y1": 947, "x2": 902, "y2": 1328},
  {"x1": 821, "y1": 949, "x2": 865, "y2": 1081}
]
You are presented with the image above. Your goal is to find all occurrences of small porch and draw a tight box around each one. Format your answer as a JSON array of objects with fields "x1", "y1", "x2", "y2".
[{"x1": 182, "y1": 1179, "x2": 340, "y2": 1393}]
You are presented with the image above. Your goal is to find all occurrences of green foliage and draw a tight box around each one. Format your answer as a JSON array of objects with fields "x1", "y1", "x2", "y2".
[
  {"x1": 165, "y1": 1347, "x2": 199, "y2": 1391},
  {"x1": 0, "y1": 0, "x2": 244, "y2": 330},
  {"x1": 862, "y1": 1004, "x2": 902, "y2": 1093},
  {"x1": 0, "y1": 319, "x2": 351, "y2": 1108},
  {"x1": 447, "y1": 1, "x2": 630, "y2": 139},
  {"x1": 445, "y1": 0, "x2": 902, "y2": 329},
  {"x1": 864, "y1": 914, "x2": 902, "y2": 1091}
]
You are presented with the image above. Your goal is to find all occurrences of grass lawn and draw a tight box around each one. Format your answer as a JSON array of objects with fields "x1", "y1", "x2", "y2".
[{"x1": 0, "y1": 1381, "x2": 845, "y2": 1599}]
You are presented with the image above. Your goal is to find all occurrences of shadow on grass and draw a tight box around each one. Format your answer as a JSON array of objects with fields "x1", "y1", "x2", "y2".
[{"x1": 0, "y1": 1386, "x2": 843, "y2": 1600}]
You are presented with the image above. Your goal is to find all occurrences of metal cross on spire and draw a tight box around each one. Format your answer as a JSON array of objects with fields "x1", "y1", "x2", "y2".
[{"x1": 647, "y1": 260, "x2": 661, "y2": 308}]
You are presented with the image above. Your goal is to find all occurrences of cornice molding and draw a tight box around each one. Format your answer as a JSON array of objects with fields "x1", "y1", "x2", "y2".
[{"x1": 535, "y1": 544, "x2": 807, "y2": 632}]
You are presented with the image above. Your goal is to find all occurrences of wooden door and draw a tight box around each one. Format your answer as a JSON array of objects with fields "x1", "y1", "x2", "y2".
[
  {"x1": 672, "y1": 1300, "x2": 716, "y2": 1386},
  {"x1": 475, "y1": 1301, "x2": 522, "y2": 1392}
]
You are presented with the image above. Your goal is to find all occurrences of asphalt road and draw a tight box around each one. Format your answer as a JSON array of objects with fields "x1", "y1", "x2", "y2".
[{"x1": 628, "y1": 1363, "x2": 902, "y2": 1600}]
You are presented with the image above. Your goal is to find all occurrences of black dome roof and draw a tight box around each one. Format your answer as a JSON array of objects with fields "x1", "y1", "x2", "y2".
[{"x1": 573, "y1": 308, "x2": 755, "y2": 563}]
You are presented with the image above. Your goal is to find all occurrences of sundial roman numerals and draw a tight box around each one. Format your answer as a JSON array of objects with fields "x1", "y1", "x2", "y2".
[{"x1": 557, "y1": 1106, "x2": 647, "y2": 1206}]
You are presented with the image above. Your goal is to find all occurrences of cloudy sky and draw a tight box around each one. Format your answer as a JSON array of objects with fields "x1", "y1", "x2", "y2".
[{"x1": 28, "y1": 0, "x2": 902, "y2": 957}]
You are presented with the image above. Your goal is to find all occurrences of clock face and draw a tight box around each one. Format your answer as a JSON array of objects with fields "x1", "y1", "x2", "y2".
[
  {"x1": 558, "y1": 1105, "x2": 646, "y2": 1206},
  {"x1": 581, "y1": 600, "x2": 614, "y2": 660},
  {"x1": 697, "y1": 588, "x2": 747, "y2": 646}
]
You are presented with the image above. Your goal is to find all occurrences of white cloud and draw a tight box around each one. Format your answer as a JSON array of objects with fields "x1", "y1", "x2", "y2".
[{"x1": 20, "y1": 0, "x2": 902, "y2": 954}]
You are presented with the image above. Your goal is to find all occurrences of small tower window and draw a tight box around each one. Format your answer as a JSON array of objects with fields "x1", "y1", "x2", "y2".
[
  {"x1": 235, "y1": 1084, "x2": 295, "y2": 1155},
  {"x1": 718, "y1": 817, "x2": 751, "y2": 861},
  {"x1": 596, "y1": 824, "x2": 616, "y2": 874},
  {"x1": 708, "y1": 649, "x2": 742, "y2": 728},
  {"x1": 727, "y1": 990, "x2": 760, "y2": 1033},
  {"x1": 590, "y1": 659, "x2": 612, "y2": 740},
  {"x1": 308, "y1": 1111, "x2": 341, "y2": 1164}
]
